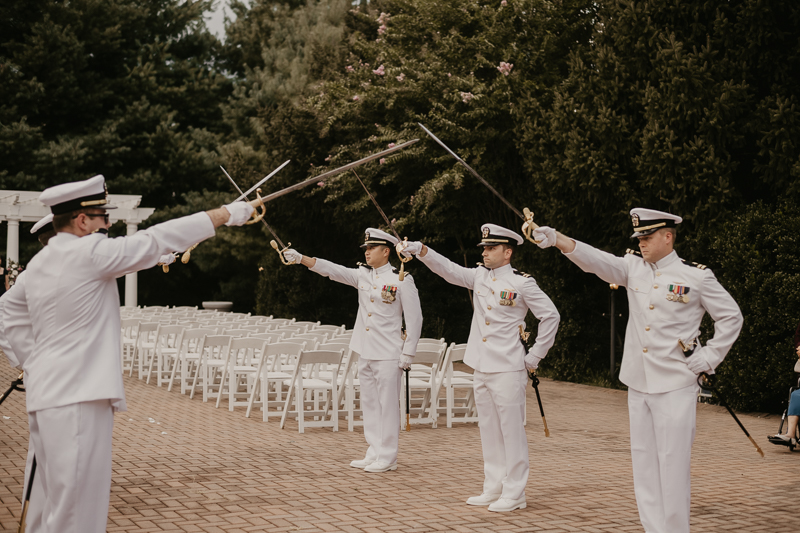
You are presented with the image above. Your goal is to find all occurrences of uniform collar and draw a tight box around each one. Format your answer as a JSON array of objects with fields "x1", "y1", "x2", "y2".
[
  {"x1": 374, "y1": 262, "x2": 394, "y2": 275},
  {"x1": 52, "y1": 232, "x2": 80, "y2": 242},
  {"x1": 489, "y1": 263, "x2": 513, "y2": 277},
  {"x1": 649, "y1": 250, "x2": 679, "y2": 269}
]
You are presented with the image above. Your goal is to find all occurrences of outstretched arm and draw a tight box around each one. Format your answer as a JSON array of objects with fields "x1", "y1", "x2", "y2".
[
  {"x1": 534, "y1": 226, "x2": 629, "y2": 287},
  {"x1": 404, "y1": 243, "x2": 476, "y2": 290}
]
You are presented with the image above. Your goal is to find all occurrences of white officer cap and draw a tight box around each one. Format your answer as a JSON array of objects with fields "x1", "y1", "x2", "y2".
[
  {"x1": 360, "y1": 227, "x2": 399, "y2": 248},
  {"x1": 630, "y1": 208, "x2": 682, "y2": 238},
  {"x1": 30, "y1": 214, "x2": 54, "y2": 237},
  {"x1": 477, "y1": 223, "x2": 523, "y2": 246},
  {"x1": 39, "y1": 175, "x2": 117, "y2": 215}
]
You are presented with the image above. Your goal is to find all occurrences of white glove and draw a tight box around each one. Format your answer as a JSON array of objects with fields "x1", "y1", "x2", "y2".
[
  {"x1": 223, "y1": 201, "x2": 255, "y2": 226},
  {"x1": 157, "y1": 253, "x2": 176, "y2": 266},
  {"x1": 398, "y1": 354, "x2": 414, "y2": 370},
  {"x1": 532, "y1": 226, "x2": 557, "y2": 249},
  {"x1": 283, "y1": 249, "x2": 303, "y2": 265},
  {"x1": 686, "y1": 351, "x2": 713, "y2": 375},
  {"x1": 397, "y1": 241, "x2": 423, "y2": 258},
  {"x1": 524, "y1": 352, "x2": 542, "y2": 371}
]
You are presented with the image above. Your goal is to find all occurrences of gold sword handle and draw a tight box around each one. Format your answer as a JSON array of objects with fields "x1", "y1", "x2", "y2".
[
  {"x1": 244, "y1": 189, "x2": 266, "y2": 225},
  {"x1": 522, "y1": 207, "x2": 542, "y2": 245},
  {"x1": 270, "y1": 240, "x2": 293, "y2": 265},
  {"x1": 396, "y1": 238, "x2": 412, "y2": 281}
]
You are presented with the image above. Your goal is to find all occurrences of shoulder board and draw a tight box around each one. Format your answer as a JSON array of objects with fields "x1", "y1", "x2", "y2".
[
  {"x1": 626, "y1": 248, "x2": 642, "y2": 257},
  {"x1": 476, "y1": 262, "x2": 489, "y2": 270},
  {"x1": 513, "y1": 269, "x2": 531, "y2": 278},
  {"x1": 357, "y1": 262, "x2": 371, "y2": 270},
  {"x1": 681, "y1": 259, "x2": 707, "y2": 270}
]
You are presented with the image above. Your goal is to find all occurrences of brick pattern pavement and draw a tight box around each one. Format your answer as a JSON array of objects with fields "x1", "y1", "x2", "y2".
[{"x1": 1, "y1": 359, "x2": 797, "y2": 532}]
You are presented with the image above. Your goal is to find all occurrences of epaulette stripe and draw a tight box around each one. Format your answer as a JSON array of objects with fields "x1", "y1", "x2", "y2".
[
  {"x1": 513, "y1": 270, "x2": 531, "y2": 278},
  {"x1": 681, "y1": 259, "x2": 707, "y2": 270},
  {"x1": 626, "y1": 248, "x2": 642, "y2": 257}
]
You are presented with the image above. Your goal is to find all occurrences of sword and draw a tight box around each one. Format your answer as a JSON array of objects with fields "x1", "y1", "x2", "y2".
[
  {"x1": 17, "y1": 456, "x2": 35, "y2": 533},
  {"x1": 679, "y1": 340, "x2": 764, "y2": 457},
  {"x1": 258, "y1": 139, "x2": 419, "y2": 204},
  {"x1": 351, "y1": 170, "x2": 412, "y2": 281},
  {"x1": 220, "y1": 166, "x2": 294, "y2": 265},
  {"x1": 233, "y1": 160, "x2": 291, "y2": 202},
  {"x1": 405, "y1": 368, "x2": 411, "y2": 431},
  {"x1": 417, "y1": 123, "x2": 541, "y2": 244},
  {"x1": 528, "y1": 371, "x2": 550, "y2": 437},
  {"x1": 0, "y1": 372, "x2": 24, "y2": 406}
]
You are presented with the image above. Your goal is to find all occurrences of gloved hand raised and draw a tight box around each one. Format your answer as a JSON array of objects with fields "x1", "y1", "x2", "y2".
[
  {"x1": 397, "y1": 241, "x2": 423, "y2": 258},
  {"x1": 398, "y1": 354, "x2": 414, "y2": 370},
  {"x1": 223, "y1": 201, "x2": 255, "y2": 226},
  {"x1": 283, "y1": 249, "x2": 303, "y2": 265},
  {"x1": 157, "y1": 253, "x2": 176, "y2": 266},
  {"x1": 524, "y1": 351, "x2": 542, "y2": 371},
  {"x1": 532, "y1": 226, "x2": 557, "y2": 249}
]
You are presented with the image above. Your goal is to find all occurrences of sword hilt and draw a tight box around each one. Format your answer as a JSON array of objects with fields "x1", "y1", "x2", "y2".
[
  {"x1": 521, "y1": 207, "x2": 542, "y2": 245},
  {"x1": 244, "y1": 189, "x2": 266, "y2": 225},
  {"x1": 270, "y1": 240, "x2": 294, "y2": 265},
  {"x1": 181, "y1": 243, "x2": 199, "y2": 264}
]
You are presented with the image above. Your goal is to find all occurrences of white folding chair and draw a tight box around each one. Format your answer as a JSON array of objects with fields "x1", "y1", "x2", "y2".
[
  {"x1": 245, "y1": 341, "x2": 305, "y2": 419},
  {"x1": 216, "y1": 337, "x2": 268, "y2": 410},
  {"x1": 132, "y1": 322, "x2": 159, "y2": 379},
  {"x1": 440, "y1": 343, "x2": 478, "y2": 427},
  {"x1": 146, "y1": 325, "x2": 185, "y2": 387},
  {"x1": 189, "y1": 335, "x2": 232, "y2": 402},
  {"x1": 279, "y1": 349, "x2": 344, "y2": 433},
  {"x1": 169, "y1": 327, "x2": 216, "y2": 393},
  {"x1": 120, "y1": 318, "x2": 140, "y2": 374},
  {"x1": 405, "y1": 347, "x2": 446, "y2": 428}
]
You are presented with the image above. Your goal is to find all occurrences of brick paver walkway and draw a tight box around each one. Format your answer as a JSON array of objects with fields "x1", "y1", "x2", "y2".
[{"x1": 1, "y1": 360, "x2": 796, "y2": 532}]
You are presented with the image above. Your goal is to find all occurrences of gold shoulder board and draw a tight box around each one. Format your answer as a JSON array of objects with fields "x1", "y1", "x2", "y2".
[
  {"x1": 681, "y1": 259, "x2": 707, "y2": 270},
  {"x1": 513, "y1": 270, "x2": 531, "y2": 278},
  {"x1": 626, "y1": 248, "x2": 642, "y2": 257}
]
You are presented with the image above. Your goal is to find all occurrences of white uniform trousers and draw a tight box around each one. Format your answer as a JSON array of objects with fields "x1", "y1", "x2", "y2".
[
  {"x1": 358, "y1": 358, "x2": 402, "y2": 464},
  {"x1": 628, "y1": 384, "x2": 697, "y2": 533},
  {"x1": 28, "y1": 400, "x2": 114, "y2": 533},
  {"x1": 473, "y1": 370, "x2": 529, "y2": 500},
  {"x1": 22, "y1": 435, "x2": 45, "y2": 533}
]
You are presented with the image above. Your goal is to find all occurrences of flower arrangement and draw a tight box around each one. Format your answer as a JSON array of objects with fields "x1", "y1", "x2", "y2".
[{"x1": 7, "y1": 259, "x2": 24, "y2": 288}]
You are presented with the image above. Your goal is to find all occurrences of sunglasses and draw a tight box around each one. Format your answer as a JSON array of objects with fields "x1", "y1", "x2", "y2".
[{"x1": 78, "y1": 213, "x2": 110, "y2": 223}]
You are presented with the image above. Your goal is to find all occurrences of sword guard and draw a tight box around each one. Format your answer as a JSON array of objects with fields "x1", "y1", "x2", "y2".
[
  {"x1": 271, "y1": 240, "x2": 294, "y2": 265},
  {"x1": 528, "y1": 371, "x2": 540, "y2": 387},
  {"x1": 245, "y1": 188, "x2": 266, "y2": 225},
  {"x1": 522, "y1": 207, "x2": 542, "y2": 245}
]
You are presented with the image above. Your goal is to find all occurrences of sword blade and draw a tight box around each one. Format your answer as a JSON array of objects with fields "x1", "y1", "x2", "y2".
[
  {"x1": 259, "y1": 139, "x2": 419, "y2": 204},
  {"x1": 233, "y1": 160, "x2": 292, "y2": 202},
  {"x1": 418, "y1": 123, "x2": 524, "y2": 220},
  {"x1": 352, "y1": 170, "x2": 401, "y2": 242},
  {"x1": 220, "y1": 166, "x2": 286, "y2": 249}
]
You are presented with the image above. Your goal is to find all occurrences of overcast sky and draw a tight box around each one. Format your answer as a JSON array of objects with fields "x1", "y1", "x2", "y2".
[{"x1": 205, "y1": 0, "x2": 240, "y2": 41}]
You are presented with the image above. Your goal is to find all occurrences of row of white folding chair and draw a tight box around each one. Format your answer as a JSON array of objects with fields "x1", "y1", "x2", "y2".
[{"x1": 279, "y1": 349, "x2": 345, "y2": 433}]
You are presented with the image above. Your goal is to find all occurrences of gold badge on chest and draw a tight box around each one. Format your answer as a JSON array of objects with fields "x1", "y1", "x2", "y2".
[
  {"x1": 499, "y1": 289, "x2": 517, "y2": 306},
  {"x1": 381, "y1": 284, "x2": 397, "y2": 303}
]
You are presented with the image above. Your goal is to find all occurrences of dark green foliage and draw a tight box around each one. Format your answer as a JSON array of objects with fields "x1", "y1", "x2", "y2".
[{"x1": 707, "y1": 201, "x2": 800, "y2": 412}]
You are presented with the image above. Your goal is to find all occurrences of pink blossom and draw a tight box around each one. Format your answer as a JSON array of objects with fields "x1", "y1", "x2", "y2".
[
  {"x1": 353, "y1": 95, "x2": 360, "y2": 101},
  {"x1": 372, "y1": 65, "x2": 385, "y2": 76},
  {"x1": 317, "y1": 181, "x2": 325, "y2": 187},
  {"x1": 396, "y1": 73, "x2": 405, "y2": 82},
  {"x1": 460, "y1": 91, "x2": 474, "y2": 103},
  {"x1": 324, "y1": 155, "x2": 331, "y2": 161},
  {"x1": 497, "y1": 61, "x2": 514, "y2": 76},
  {"x1": 377, "y1": 12, "x2": 390, "y2": 24},
  {"x1": 346, "y1": 65, "x2": 354, "y2": 72},
  {"x1": 378, "y1": 24, "x2": 387, "y2": 35},
  {"x1": 447, "y1": 73, "x2": 452, "y2": 77},
  {"x1": 501, "y1": 0, "x2": 507, "y2": 6},
  {"x1": 379, "y1": 158, "x2": 386, "y2": 165},
  {"x1": 388, "y1": 143, "x2": 396, "y2": 148}
]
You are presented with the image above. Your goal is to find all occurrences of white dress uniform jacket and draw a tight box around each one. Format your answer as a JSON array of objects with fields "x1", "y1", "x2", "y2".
[
  {"x1": 0, "y1": 272, "x2": 32, "y2": 368},
  {"x1": 418, "y1": 248, "x2": 559, "y2": 371},
  {"x1": 310, "y1": 260, "x2": 422, "y2": 360},
  {"x1": 564, "y1": 242, "x2": 743, "y2": 393},
  {"x1": 21, "y1": 212, "x2": 215, "y2": 413}
]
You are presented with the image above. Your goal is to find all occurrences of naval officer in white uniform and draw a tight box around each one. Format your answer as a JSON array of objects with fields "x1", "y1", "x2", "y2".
[
  {"x1": 0, "y1": 214, "x2": 54, "y2": 533},
  {"x1": 532, "y1": 208, "x2": 743, "y2": 533},
  {"x1": 283, "y1": 228, "x2": 422, "y2": 472},
  {"x1": 17, "y1": 174, "x2": 256, "y2": 533},
  {"x1": 400, "y1": 224, "x2": 560, "y2": 512}
]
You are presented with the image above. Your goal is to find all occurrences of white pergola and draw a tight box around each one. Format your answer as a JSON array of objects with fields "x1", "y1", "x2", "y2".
[{"x1": 0, "y1": 190, "x2": 156, "y2": 307}]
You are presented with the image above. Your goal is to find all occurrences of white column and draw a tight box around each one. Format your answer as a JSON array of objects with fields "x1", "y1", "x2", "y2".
[
  {"x1": 124, "y1": 221, "x2": 139, "y2": 308},
  {"x1": 6, "y1": 218, "x2": 20, "y2": 265}
]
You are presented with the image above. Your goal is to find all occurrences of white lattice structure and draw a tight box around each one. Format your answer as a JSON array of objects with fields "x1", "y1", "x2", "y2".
[{"x1": 0, "y1": 190, "x2": 155, "y2": 306}]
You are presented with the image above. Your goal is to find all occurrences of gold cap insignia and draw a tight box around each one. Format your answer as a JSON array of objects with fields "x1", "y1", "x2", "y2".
[
  {"x1": 631, "y1": 213, "x2": 640, "y2": 227},
  {"x1": 364, "y1": 232, "x2": 370, "y2": 242},
  {"x1": 482, "y1": 227, "x2": 490, "y2": 238}
]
